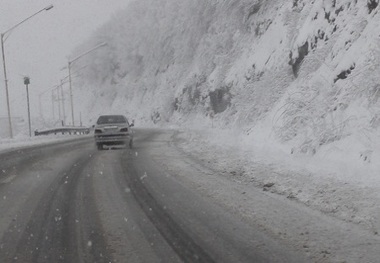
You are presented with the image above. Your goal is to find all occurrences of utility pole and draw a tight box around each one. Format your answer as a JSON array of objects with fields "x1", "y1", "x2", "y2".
[
  {"x1": 60, "y1": 79, "x2": 66, "y2": 126},
  {"x1": 56, "y1": 88, "x2": 61, "y2": 122},
  {"x1": 51, "y1": 90, "x2": 55, "y2": 120}
]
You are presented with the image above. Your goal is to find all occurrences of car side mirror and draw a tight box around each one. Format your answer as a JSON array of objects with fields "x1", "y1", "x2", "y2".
[{"x1": 92, "y1": 124, "x2": 95, "y2": 128}]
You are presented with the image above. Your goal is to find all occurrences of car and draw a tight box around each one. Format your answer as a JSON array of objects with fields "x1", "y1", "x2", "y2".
[{"x1": 94, "y1": 115, "x2": 134, "y2": 150}]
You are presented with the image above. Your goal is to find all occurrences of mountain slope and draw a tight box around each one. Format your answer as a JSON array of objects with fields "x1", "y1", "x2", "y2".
[{"x1": 73, "y1": 0, "x2": 380, "y2": 157}]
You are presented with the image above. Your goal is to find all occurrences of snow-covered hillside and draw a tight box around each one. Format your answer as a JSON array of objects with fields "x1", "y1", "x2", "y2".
[{"x1": 73, "y1": 0, "x2": 380, "y2": 159}]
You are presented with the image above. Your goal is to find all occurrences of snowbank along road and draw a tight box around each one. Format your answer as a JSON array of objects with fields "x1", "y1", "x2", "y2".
[{"x1": 0, "y1": 129, "x2": 378, "y2": 262}]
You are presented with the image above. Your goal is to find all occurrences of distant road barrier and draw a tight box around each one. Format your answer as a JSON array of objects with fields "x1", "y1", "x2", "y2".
[{"x1": 34, "y1": 127, "x2": 90, "y2": 136}]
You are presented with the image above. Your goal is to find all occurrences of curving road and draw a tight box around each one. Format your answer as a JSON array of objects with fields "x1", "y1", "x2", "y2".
[{"x1": 0, "y1": 129, "x2": 307, "y2": 263}]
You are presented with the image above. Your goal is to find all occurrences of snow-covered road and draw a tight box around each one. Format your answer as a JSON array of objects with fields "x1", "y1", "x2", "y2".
[
  {"x1": 173, "y1": 128, "x2": 380, "y2": 262},
  {"x1": 0, "y1": 130, "x2": 303, "y2": 262},
  {"x1": 0, "y1": 128, "x2": 379, "y2": 262}
]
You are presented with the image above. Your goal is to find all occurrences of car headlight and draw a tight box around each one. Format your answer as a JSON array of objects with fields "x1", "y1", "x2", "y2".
[
  {"x1": 120, "y1": 128, "x2": 129, "y2": 132},
  {"x1": 94, "y1": 129, "x2": 102, "y2": 134}
]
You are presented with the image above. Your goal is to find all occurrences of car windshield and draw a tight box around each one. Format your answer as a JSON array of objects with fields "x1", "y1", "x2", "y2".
[{"x1": 96, "y1": 115, "x2": 127, "y2": 124}]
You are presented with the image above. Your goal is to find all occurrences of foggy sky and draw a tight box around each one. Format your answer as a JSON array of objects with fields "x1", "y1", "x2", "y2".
[{"x1": 0, "y1": 0, "x2": 131, "y2": 120}]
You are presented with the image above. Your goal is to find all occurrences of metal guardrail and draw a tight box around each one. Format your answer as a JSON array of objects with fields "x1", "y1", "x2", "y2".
[{"x1": 34, "y1": 127, "x2": 90, "y2": 136}]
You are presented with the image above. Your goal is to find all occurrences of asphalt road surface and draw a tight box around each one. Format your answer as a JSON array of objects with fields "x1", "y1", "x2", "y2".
[{"x1": 0, "y1": 129, "x2": 308, "y2": 263}]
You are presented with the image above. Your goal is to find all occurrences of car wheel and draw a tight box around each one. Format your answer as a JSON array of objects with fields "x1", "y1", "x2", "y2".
[{"x1": 97, "y1": 143, "x2": 103, "y2": 150}]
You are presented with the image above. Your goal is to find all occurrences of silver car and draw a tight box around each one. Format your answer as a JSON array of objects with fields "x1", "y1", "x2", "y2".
[{"x1": 94, "y1": 115, "x2": 134, "y2": 150}]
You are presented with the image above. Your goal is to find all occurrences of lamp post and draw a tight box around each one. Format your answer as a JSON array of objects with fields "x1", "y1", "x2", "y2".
[
  {"x1": 67, "y1": 42, "x2": 107, "y2": 126},
  {"x1": 1, "y1": 4, "x2": 54, "y2": 138},
  {"x1": 23, "y1": 76, "x2": 31, "y2": 137}
]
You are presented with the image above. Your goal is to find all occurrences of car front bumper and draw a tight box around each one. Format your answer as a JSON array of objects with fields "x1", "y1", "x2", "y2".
[{"x1": 94, "y1": 133, "x2": 131, "y2": 144}]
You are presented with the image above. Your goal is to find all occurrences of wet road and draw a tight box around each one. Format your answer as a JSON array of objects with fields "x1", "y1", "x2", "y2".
[{"x1": 0, "y1": 129, "x2": 305, "y2": 263}]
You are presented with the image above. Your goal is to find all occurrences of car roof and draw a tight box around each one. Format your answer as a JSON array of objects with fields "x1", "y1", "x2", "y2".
[{"x1": 98, "y1": 114, "x2": 126, "y2": 118}]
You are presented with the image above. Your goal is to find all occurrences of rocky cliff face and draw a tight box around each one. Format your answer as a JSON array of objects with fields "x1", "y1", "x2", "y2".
[{"x1": 74, "y1": 0, "x2": 380, "y2": 154}]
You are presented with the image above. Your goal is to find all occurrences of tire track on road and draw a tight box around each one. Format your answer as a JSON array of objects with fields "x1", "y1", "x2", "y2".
[
  {"x1": 0, "y1": 145, "x2": 113, "y2": 263},
  {"x1": 120, "y1": 149, "x2": 216, "y2": 263}
]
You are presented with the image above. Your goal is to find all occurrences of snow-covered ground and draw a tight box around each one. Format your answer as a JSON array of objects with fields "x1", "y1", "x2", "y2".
[
  {"x1": 173, "y1": 125, "x2": 380, "y2": 237},
  {"x1": 0, "y1": 134, "x2": 88, "y2": 153}
]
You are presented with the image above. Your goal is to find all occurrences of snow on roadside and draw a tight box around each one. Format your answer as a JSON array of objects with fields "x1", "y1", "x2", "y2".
[
  {"x1": 0, "y1": 134, "x2": 89, "y2": 153},
  {"x1": 174, "y1": 126, "x2": 380, "y2": 235}
]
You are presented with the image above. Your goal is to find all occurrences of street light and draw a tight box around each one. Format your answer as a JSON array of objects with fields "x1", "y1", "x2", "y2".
[
  {"x1": 67, "y1": 42, "x2": 107, "y2": 126},
  {"x1": 1, "y1": 4, "x2": 54, "y2": 138},
  {"x1": 23, "y1": 77, "x2": 32, "y2": 137}
]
